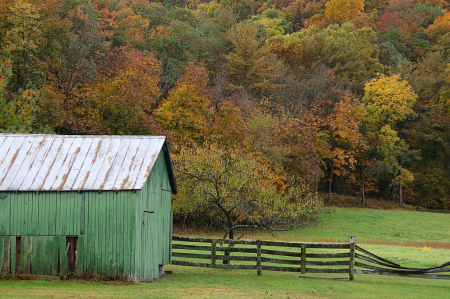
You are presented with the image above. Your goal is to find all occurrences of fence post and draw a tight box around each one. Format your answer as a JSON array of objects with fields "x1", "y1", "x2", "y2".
[
  {"x1": 211, "y1": 240, "x2": 216, "y2": 268},
  {"x1": 349, "y1": 235, "x2": 356, "y2": 281},
  {"x1": 301, "y1": 244, "x2": 306, "y2": 274},
  {"x1": 256, "y1": 239, "x2": 262, "y2": 275}
]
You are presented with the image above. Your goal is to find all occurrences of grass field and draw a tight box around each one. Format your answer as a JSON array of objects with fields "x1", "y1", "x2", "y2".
[{"x1": 1, "y1": 207, "x2": 450, "y2": 298}]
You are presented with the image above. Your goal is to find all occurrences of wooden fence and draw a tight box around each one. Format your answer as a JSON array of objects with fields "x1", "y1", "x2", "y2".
[{"x1": 171, "y1": 236, "x2": 450, "y2": 280}]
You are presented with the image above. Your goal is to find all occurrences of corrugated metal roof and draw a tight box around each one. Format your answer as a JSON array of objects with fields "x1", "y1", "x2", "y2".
[{"x1": 0, "y1": 134, "x2": 171, "y2": 191}]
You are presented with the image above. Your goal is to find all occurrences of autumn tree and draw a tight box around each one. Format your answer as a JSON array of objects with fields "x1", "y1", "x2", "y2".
[
  {"x1": 324, "y1": 0, "x2": 364, "y2": 25},
  {"x1": 425, "y1": 11, "x2": 450, "y2": 42},
  {"x1": 173, "y1": 143, "x2": 322, "y2": 239},
  {"x1": 3, "y1": 0, "x2": 46, "y2": 90},
  {"x1": 362, "y1": 74, "x2": 418, "y2": 205},
  {"x1": 154, "y1": 61, "x2": 212, "y2": 144},
  {"x1": 93, "y1": 49, "x2": 163, "y2": 135}
]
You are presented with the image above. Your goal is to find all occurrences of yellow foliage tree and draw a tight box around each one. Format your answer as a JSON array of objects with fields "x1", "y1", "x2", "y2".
[
  {"x1": 3, "y1": 0, "x2": 46, "y2": 89},
  {"x1": 154, "y1": 61, "x2": 212, "y2": 145},
  {"x1": 325, "y1": 0, "x2": 364, "y2": 25},
  {"x1": 363, "y1": 75, "x2": 418, "y2": 205},
  {"x1": 363, "y1": 74, "x2": 418, "y2": 131}
]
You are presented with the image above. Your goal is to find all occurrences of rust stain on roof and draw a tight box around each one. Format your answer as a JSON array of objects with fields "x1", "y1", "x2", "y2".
[
  {"x1": 79, "y1": 171, "x2": 91, "y2": 189},
  {"x1": 10, "y1": 149, "x2": 19, "y2": 167},
  {"x1": 57, "y1": 163, "x2": 73, "y2": 190},
  {"x1": 0, "y1": 148, "x2": 20, "y2": 186},
  {"x1": 92, "y1": 140, "x2": 102, "y2": 164},
  {"x1": 99, "y1": 166, "x2": 113, "y2": 190},
  {"x1": 0, "y1": 135, "x2": 168, "y2": 191},
  {"x1": 129, "y1": 156, "x2": 136, "y2": 171},
  {"x1": 37, "y1": 139, "x2": 45, "y2": 148},
  {"x1": 120, "y1": 176, "x2": 130, "y2": 189}
]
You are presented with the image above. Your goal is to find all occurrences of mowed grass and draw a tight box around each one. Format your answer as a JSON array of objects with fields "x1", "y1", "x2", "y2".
[
  {"x1": 1, "y1": 207, "x2": 450, "y2": 298},
  {"x1": 1, "y1": 267, "x2": 449, "y2": 298},
  {"x1": 177, "y1": 207, "x2": 450, "y2": 247}
]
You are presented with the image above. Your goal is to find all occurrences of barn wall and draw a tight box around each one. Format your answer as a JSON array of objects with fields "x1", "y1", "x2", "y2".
[
  {"x1": 0, "y1": 190, "x2": 140, "y2": 278},
  {"x1": 0, "y1": 152, "x2": 172, "y2": 281},
  {"x1": 134, "y1": 151, "x2": 172, "y2": 281},
  {"x1": 80, "y1": 190, "x2": 138, "y2": 279}
]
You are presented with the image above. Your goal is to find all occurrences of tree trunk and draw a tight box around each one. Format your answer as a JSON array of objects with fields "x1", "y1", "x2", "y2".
[
  {"x1": 362, "y1": 179, "x2": 365, "y2": 206},
  {"x1": 399, "y1": 183, "x2": 403, "y2": 207},
  {"x1": 327, "y1": 162, "x2": 334, "y2": 204},
  {"x1": 223, "y1": 213, "x2": 234, "y2": 265}
]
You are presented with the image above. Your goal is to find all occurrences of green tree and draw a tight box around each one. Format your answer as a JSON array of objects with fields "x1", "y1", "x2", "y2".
[
  {"x1": 267, "y1": 22, "x2": 383, "y2": 93},
  {"x1": 250, "y1": 8, "x2": 293, "y2": 37},
  {"x1": 226, "y1": 23, "x2": 285, "y2": 93}
]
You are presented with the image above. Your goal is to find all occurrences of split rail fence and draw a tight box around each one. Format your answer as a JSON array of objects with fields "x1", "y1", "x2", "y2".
[{"x1": 171, "y1": 236, "x2": 450, "y2": 280}]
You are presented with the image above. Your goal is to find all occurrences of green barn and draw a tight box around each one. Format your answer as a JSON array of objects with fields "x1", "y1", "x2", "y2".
[{"x1": 0, "y1": 134, "x2": 176, "y2": 281}]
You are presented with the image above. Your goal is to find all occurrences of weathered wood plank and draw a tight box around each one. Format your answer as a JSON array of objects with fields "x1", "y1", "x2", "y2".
[
  {"x1": 356, "y1": 253, "x2": 450, "y2": 271},
  {"x1": 261, "y1": 248, "x2": 301, "y2": 257},
  {"x1": 307, "y1": 253, "x2": 350, "y2": 259},
  {"x1": 354, "y1": 269, "x2": 450, "y2": 279},
  {"x1": 261, "y1": 240, "x2": 350, "y2": 249},
  {"x1": 301, "y1": 244, "x2": 306, "y2": 274},
  {"x1": 1, "y1": 236, "x2": 11, "y2": 278},
  {"x1": 306, "y1": 268, "x2": 350, "y2": 274},
  {"x1": 349, "y1": 242, "x2": 355, "y2": 281},
  {"x1": 355, "y1": 262, "x2": 450, "y2": 274},
  {"x1": 307, "y1": 261, "x2": 349, "y2": 266},
  {"x1": 172, "y1": 252, "x2": 211, "y2": 260},
  {"x1": 60, "y1": 236, "x2": 67, "y2": 276},
  {"x1": 0, "y1": 236, "x2": 3, "y2": 275},
  {"x1": 262, "y1": 257, "x2": 300, "y2": 265},
  {"x1": 172, "y1": 244, "x2": 258, "y2": 253},
  {"x1": 220, "y1": 255, "x2": 257, "y2": 262},
  {"x1": 172, "y1": 236, "x2": 258, "y2": 245},
  {"x1": 211, "y1": 240, "x2": 216, "y2": 268},
  {"x1": 355, "y1": 245, "x2": 400, "y2": 267},
  {"x1": 256, "y1": 239, "x2": 262, "y2": 276},
  {"x1": 10, "y1": 238, "x2": 16, "y2": 276}
]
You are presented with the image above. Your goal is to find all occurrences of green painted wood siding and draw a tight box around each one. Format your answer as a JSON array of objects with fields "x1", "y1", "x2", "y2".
[
  {"x1": 0, "y1": 151, "x2": 172, "y2": 281},
  {"x1": 134, "y1": 151, "x2": 172, "y2": 281}
]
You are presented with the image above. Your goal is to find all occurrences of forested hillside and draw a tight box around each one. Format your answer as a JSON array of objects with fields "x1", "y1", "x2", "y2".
[{"x1": 1, "y1": 0, "x2": 450, "y2": 233}]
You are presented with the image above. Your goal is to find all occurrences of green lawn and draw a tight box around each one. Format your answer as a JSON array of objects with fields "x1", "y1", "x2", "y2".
[
  {"x1": 1, "y1": 267, "x2": 449, "y2": 298},
  {"x1": 2, "y1": 207, "x2": 450, "y2": 298},
  {"x1": 177, "y1": 207, "x2": 450, "y2": 246}
]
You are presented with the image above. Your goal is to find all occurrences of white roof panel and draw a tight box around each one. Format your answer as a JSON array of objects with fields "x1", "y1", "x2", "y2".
[{"x1": 0, "y1": 134, "x2": 169, "y2": 191}]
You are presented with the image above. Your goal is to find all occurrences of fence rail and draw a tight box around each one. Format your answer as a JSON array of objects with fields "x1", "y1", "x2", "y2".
[
  {"x1": 171, "y1": 236, "x2": 450, "y2": 280},
  {"x1": 171, "y1": 236, "x2": 354, "y2": 279}
]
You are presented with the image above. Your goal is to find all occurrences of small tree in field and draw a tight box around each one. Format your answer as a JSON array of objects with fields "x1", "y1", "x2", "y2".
[{"x1": 172, "y1": 143, "x2": 322, "y2": 240}]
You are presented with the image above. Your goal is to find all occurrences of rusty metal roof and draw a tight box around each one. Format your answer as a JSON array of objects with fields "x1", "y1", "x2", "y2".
[{"x1": 0, "y1": 134, "x2": 175, "y2": 192}]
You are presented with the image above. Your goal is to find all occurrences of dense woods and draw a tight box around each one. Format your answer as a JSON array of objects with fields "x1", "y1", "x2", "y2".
[{"x1": 1, "y1": 0, "x2": 450, "y2": 236}]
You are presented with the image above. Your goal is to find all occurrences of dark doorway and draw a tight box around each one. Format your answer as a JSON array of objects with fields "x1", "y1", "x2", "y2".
[
  {"x1": 15, "y1": 237, "x2": 21, "y2": 273},
  {"x1": 66, "y1": 236, "x2": 78, "y2": 272}
]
